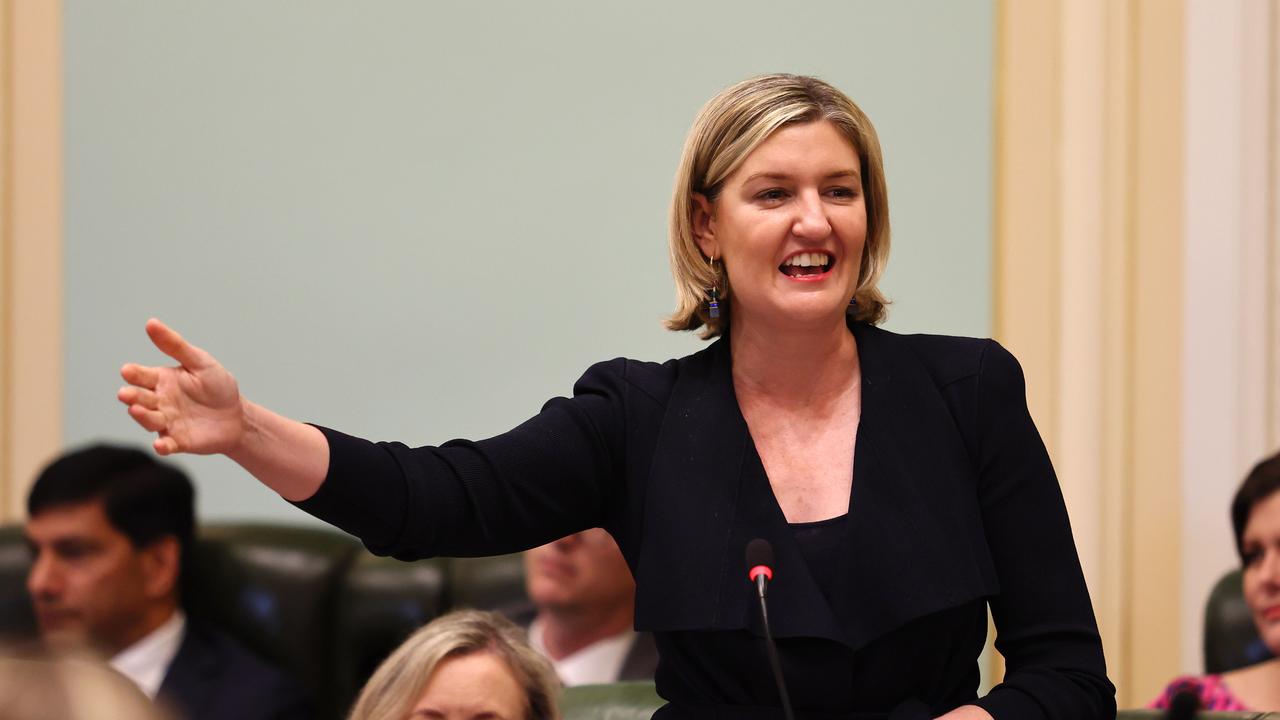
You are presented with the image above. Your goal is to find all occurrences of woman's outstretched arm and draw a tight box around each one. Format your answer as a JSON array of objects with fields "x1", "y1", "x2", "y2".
[{"x1": 118, "y1": 318, "x2": 328, "y2": 501}]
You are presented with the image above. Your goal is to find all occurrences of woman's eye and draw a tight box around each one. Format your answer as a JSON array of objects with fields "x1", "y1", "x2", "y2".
[
  {"x1": 826, "y1": 186, "x2": 859, "y2": 199},
  {"x1": 756, "y1": 189, "x2": 788, "y2": 202},
  {"x1": 1243, "y1": 547, "x2": 1262, "y2": 566}
]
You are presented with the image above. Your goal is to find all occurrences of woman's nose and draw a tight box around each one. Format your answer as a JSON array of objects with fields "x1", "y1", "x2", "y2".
[
  {"x1": 1263, "y1": 549, "x2": 1280, "y2": 586},
  {"x1": 791, "y1": 191, "x2": 831, "y2": 238}
]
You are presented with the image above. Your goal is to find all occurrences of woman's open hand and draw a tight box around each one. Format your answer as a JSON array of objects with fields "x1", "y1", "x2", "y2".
[{"x1": 118, "y1": 319, "x2": 245, "y2": 456}]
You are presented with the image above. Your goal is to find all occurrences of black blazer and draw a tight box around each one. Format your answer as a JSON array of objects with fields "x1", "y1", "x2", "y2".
[
  {"x1": 158, "y1": 623, "x2": 313, "y2": 720},
  {"x1": 299, "y1": 322, "x2": 1115, "y2": 719}
]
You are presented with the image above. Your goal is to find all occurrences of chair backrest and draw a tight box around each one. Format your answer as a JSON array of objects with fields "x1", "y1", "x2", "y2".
[
  {"x1": 184, "y1": 523, "x2": 361, "y2": 717},
  {"x1": 330, "y1": 552, "x2": 449, "y2": 716},
  {"x1": 0, "y1": 522, "x2": 531, "y2": 720},
  {"x1": 561, "y1": 682, "x2": 665, "y2": 720},
  {"x1": 0, "y1": 525, "x2": 36, "y2": 644},
  {"x1": 1204, "y1": 568, "x2": 1275, "y2": 674}
]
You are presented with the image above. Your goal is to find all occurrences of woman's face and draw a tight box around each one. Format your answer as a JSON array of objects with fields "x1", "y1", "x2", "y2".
[
  {"x1": 408, "y1": 651, "x2": 527, "y2": 720},
  {"x1": 1241, "y1": 490, "x2": 1280, "y2": 652},
  {"x1": 694, "y1": 120, "x2": 867, "y2": 332}
]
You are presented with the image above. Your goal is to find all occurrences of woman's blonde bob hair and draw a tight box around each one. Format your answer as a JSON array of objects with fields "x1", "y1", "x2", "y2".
[
  {"x1": 665, "y1": 73, "x2": 892, "y2": 338},
  {"x1": 346, "y1": 609, "x2": 560, "y2": 720}
]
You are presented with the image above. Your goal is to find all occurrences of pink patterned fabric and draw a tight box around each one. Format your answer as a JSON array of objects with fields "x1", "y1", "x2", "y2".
[{"x1": 1148, "y1": 675, "x2": 1250, "y2": 711}]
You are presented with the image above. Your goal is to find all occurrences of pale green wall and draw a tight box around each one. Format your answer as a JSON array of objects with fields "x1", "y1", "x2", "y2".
[{"x1": 63, "y1": 1, "x2": 993, "y2": 520}]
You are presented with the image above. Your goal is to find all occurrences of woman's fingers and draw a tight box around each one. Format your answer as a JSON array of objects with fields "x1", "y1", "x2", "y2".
[
  {"x1": 117, "y1": 385, "x2": 160, "y2": 410},
  {"x1": 145, "y1": 318, "x2": 215, "y2": 370},
  {"x1": 154, "y1": 434, "x2": 179, "y2": 456},
  {"x1": 120, "y1": 363, "x2": 161, "y2": 390},
  {"x1": 127, "y1": 404, "x2": 168, "y2": 433}
]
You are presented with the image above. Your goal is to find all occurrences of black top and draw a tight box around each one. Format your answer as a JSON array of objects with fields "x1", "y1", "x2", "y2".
[
  {"x1": 295, "y1": 322, "x2": 1115, "y2": 719},
  {"x1": 791, "y1": 513, "x2": 849, "y2": 604}
]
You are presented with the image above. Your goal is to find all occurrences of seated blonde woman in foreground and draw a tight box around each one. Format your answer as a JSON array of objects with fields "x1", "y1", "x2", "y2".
[
  {"x1": 0, "y1": 646, "x2": 171, "y2": 720},
  {"x1": 348, "y1": 609, "x2": 560, "y2": 720}
]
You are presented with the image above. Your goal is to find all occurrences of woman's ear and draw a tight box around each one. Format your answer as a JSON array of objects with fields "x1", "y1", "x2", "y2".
[{"x1": 691, "y1": 193, "x2": 719, "y2": 259}]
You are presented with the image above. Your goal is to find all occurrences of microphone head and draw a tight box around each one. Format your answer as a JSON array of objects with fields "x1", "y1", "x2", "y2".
[
  {"x1": 746, "y1": 538, "x2": 774, "y2": 582},
  {"x1": 1167, "y1": 688, "x2": 1200, "y2": 720}
]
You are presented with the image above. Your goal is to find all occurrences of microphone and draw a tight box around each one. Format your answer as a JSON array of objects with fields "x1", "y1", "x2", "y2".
[
  {"x1": 745, "y1": 539, "x2": 795, "y2": 720},
  {"x1": 1166, "y1": 688, "x2": 1200, "y2": 720}
]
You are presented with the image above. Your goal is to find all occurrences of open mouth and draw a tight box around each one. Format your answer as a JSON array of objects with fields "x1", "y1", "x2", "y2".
[{"x1": 779, "y1": 251, "x2": 835, "y2": 278}]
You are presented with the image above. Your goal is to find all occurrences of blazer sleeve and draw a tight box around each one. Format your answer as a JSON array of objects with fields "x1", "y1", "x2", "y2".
[
  {"x1": 291, "y1": 358, "x2": 628, "y2": 559},
  {"x1": 968, "y1": 342, "x2": 1117, "y2": 720}
]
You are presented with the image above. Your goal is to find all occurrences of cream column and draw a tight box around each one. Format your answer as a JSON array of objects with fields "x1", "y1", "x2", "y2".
[
  {"x1": 995, "y1": 0, "x2": 1184, "y2": 706},
  {"x1": 0, "y1": 0, "x2": 63, "y2": 521}
]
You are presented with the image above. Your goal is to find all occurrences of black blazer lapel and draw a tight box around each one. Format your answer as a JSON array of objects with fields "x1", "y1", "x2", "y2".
[
  {"x1": 634, "y1": 324, "x2": 1000, "y2": 652},
  {"x1": 831, "y1": 323, "x2": 999, "y2": 650},
  {"x1": 634, "y1": 336, "x2": 845, "y2": 642},
  {"x1": 634, "y1": 337, "x2": 752, "y2": 633}
]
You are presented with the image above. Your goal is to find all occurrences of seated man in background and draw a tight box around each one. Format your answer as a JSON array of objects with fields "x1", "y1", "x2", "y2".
[
  {"x1": 518, "y1": 528, "x2": 656, "y2": 685},
  {"x1": 23, "y1": 444, "x2": 312, "y2": 720}
]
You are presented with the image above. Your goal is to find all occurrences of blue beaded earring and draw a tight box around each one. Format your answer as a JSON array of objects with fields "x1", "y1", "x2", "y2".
[
  {"x1": 847, "y1": 295, "x2": 858, "y2": 315},
  {"x1": 707, "y1": 256, "x2": 722, "y2": 319}
]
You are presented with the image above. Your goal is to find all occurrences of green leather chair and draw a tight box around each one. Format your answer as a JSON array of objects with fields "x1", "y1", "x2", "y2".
[
  {"x1": 1205, "y1": 568, "x2": 1273, "y2": 673},
  {"x1": 446, "y1": 552, "x2": 529, "y2": 610},
  {"x1": 559, "y1": 685, "x2": 1280, "y2": 720},
  {"x1": 0, "y1": 522, "x2": 533, "y2": 720},
  {"x1": 330, "y1": 552, "x2": 450, "y2": 717},
  {"x1": 558, "y1": 685, "x2": 1280, "y2": 720},
  {"x1": 184, "y1": 523, "x2": 362, "y2": 719},
  {"x1": 561, "y1": 682, "x2": 665, "y2": 720},
  {"x1": 0, "y1": 525, "x2": 36, "y2": 644}
]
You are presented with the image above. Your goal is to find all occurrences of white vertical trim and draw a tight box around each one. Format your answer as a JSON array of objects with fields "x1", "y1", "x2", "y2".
[
  {"x1": 1272, "y1": 0, "x2": 1280, "y2": 452},
  {"x1": 1181, "y1": 0, "x2": 1276, "y2": 674}
]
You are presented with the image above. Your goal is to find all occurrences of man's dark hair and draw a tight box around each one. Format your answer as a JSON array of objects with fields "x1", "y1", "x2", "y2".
[
  {"x1": 1231, "y1": 451, "x2": 1280, "y2": 561},
  {"x1": 28, "y1": 445, "x2": 195, "y2": 589}
]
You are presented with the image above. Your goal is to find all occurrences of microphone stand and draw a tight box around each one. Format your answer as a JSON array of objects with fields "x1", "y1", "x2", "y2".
[{"x1": 753, "y1": 571, "x2": 797, "y2": 720}]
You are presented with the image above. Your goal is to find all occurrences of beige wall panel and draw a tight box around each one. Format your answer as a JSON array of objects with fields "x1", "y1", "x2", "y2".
[
  {"x1": 1, "y1": 0, "x2": 62, "y2": 521},
  {"x1": 0, "y1": 1, "x2": 8, "y2": 519},
  {"x1": 1127, "y1": 0, "x2": 1184, "y2": 702},
  {"x1": 1098, "y1": 0, "x2": 1136, "y2": 702},
  {"x1": 1057, "y1": 0, "x2": 1107, "y2": 606},
  {"x1": 995, "y1": 0, "x2": 1185, "y2": 706},
  {"x1": 994, "y1": 0, "x2": 1060, "y2": 451}
]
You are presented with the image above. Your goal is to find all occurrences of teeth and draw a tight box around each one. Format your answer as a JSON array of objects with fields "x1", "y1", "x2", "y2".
[{"x1": 785, "y1": 253, "x2": 831, "y2": 267}]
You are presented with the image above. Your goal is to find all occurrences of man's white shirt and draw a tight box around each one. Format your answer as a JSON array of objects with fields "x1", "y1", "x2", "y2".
[
  {"x1": 109, "y1": 610, "x2": 186, "y2": 699},
  {"x1": 527, "y1": 616, "x2": 637, "y2": 687}
]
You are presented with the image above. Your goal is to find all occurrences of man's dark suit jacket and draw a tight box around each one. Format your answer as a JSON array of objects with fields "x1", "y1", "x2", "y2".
[
  {"x1": 298, "y1": 322, "x2": 1116, "y2": 719},
  {"x1": 158, "y1": 623, "x2": 312, "y2": 720}
]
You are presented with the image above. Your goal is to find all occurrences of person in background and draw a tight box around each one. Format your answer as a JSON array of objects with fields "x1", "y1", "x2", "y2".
[
  {"x1": 23, "y1": 444, "x2": 312, "y2": 720},
  {"x1": 519, "y1": 528, "x2": 657, "y2": 685},
  {"x1": 1150, "y1": 451, "x2": 1280, "y2": 710},
  {"x1": 0, "y1": 645, "x2": 171, "y2": 720},
  {"x1": 347, "y1": 609, "x2": 559, "y2": 720}
]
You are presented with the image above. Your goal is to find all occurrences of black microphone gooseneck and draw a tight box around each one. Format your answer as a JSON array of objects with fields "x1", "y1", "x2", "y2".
[
  {"x1": 746, "y1": 538, "x2": 796, "y2": 720},
  {"x1": 1166, "y1": 688, "x2": 1200, "y2": 720}
]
